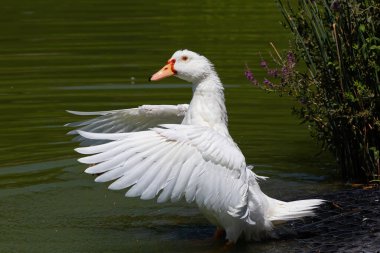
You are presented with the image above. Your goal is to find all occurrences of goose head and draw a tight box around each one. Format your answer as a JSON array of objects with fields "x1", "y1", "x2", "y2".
[{"x1": 149, "y1": 50, "x2": 215, "y2": 83}]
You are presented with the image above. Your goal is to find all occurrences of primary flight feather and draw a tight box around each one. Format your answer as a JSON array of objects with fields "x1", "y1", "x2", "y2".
[{"x1": 67, "y1": 49, "x2": 324, "y2": 243}]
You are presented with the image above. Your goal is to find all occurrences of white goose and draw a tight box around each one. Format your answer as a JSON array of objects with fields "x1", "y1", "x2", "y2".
[{"x1": 67, "y1": 50, "x2": 323, "y2": 243}]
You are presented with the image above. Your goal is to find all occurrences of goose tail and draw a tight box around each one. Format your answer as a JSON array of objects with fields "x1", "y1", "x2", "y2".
[{"x1": 266, "y1": 197, "x2": 325, "y2": 224}]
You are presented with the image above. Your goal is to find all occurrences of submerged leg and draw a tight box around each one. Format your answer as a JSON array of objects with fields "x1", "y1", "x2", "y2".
[
  {"x1": 222, "y1": 240, "x2": 235, "y2": 251},
  {"x1": 213, "y1": 227, "x2": 225, "y2": 240}
]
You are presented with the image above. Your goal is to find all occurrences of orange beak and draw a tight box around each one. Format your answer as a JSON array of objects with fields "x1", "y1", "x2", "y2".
[{"x1": 149, "y1": 59, "x2": 177, "y2": 81}]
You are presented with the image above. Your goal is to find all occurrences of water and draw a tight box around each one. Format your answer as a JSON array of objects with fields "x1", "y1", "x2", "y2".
[{"x1": 0, "y1": 0, "x2": 341, "y2": 252}]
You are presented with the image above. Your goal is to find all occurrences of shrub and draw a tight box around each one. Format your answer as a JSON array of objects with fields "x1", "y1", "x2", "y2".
[{"x1": 246, "y1": 0, "x2": 380, "y2": 182}]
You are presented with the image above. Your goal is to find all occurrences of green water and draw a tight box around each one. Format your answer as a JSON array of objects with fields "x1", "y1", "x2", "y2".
[{"x1": 0, "y1": 0, "x2": 340, "y2": 252}]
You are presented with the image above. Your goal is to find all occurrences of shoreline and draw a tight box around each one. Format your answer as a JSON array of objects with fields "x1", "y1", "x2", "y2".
[{"x1": 284, "y1": 187, "x2": 380, "y2": 253}]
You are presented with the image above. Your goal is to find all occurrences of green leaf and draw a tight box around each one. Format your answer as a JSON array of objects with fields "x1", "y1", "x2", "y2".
[{"x1": 369, "y1": 45, "x2": 380, "y2": 51}]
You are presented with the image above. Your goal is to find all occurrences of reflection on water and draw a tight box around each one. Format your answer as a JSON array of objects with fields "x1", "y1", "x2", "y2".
[
  {"x1": 57, "y1": 83, "x2": 241, "y2": 90},
  {"x1": 0, "y1": 0, "x2": 339, "y2": 252}
]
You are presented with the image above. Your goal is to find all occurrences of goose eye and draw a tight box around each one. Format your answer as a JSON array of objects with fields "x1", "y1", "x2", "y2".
[{"x1": 181, "y1": 56, "x2": 188, "y2": 61}]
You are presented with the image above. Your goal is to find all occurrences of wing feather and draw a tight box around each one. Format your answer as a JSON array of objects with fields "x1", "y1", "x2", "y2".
[
  {"x1": 66, "y1": 104, "x2": 189, "y2": 145},
  {"x1": 125, "y1": 143, "x2": 179, "y2": 197},
  {"x1": 95, "y1": 165, "x2": 127, "y2": 182},
  {"x1": 75, "y1": 139, "x2": 124, "y2": 155},
  {"x1": 75, "y1": 124, "x2": 247, "y2": 207},
  {"x1": 184, "y1": 161, "x2": 203, "y2": 203},
  {"x1": 140, "y1": 144, "x2": 187, "y2": 200},
  {"x1": 171, "y1": 150, "x2": 201, "y2": 202},
  {"x1": 89, "y1": 137, "x2": 166, "y2": 175}
]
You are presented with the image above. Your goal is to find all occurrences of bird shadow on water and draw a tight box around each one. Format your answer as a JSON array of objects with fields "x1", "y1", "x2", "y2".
[
  {"x1": 164, "y1": 225, "x2": 301, "y2": 253},
  {"x1": 105, "y1": 218, "x2": 303, "y2": 253}
]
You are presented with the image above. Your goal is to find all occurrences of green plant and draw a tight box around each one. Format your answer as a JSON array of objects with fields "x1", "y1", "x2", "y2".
[{"x1": 246, "y1": 0, "x2": 380, "y2": 182}]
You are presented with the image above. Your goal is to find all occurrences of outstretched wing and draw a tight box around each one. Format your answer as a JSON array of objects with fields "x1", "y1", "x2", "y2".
[
  {"x1": 75, "y1": 124, "x2": 247, "y2": 209},
  {"x1": 66, "y1": 104, "x2": 188, "y2": 145}
]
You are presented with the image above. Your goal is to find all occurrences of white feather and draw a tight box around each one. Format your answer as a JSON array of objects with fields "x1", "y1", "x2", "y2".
[{"x1": 66, "y1": 104, "x2": 189, "y2": 145}]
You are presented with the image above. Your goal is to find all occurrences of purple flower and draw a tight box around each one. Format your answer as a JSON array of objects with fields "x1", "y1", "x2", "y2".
[
  {"x1": 299, "y1": 98, "x2": 307, "y2": 105},
  {"x1": 286, "y1": 52, "x2": 295, "y2": 69},
  {"x1": 263, "y1": 78, "x2": 274, "y2": 88},
  {"x1": 281, "y1": 66, "x2": 288, "y2": 77},
  {"x1": 260, "y1": 60, "x2": 268, "y2": 68},
  {"x1": 245, "y1": 70, "x2": 254, "y2": 81},
  {"x1": 267, "y1": 68, "x2": 279, "y2": 78},
  {"x1": 330, "y1": 0, "x2": 340, "y2": 11},
  {"x1": 245, "y1": 70, "x2": 258, "y2": 85}
]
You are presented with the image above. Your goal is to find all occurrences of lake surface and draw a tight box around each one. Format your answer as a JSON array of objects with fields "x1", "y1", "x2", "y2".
[{"x1": 0, "y1": 0, "x2": 342, "y2": 252}]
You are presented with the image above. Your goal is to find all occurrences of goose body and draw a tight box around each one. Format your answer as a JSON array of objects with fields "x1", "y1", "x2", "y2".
[{"x1": 68, "y1": 50, "x2": 323, "y2": 242}]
